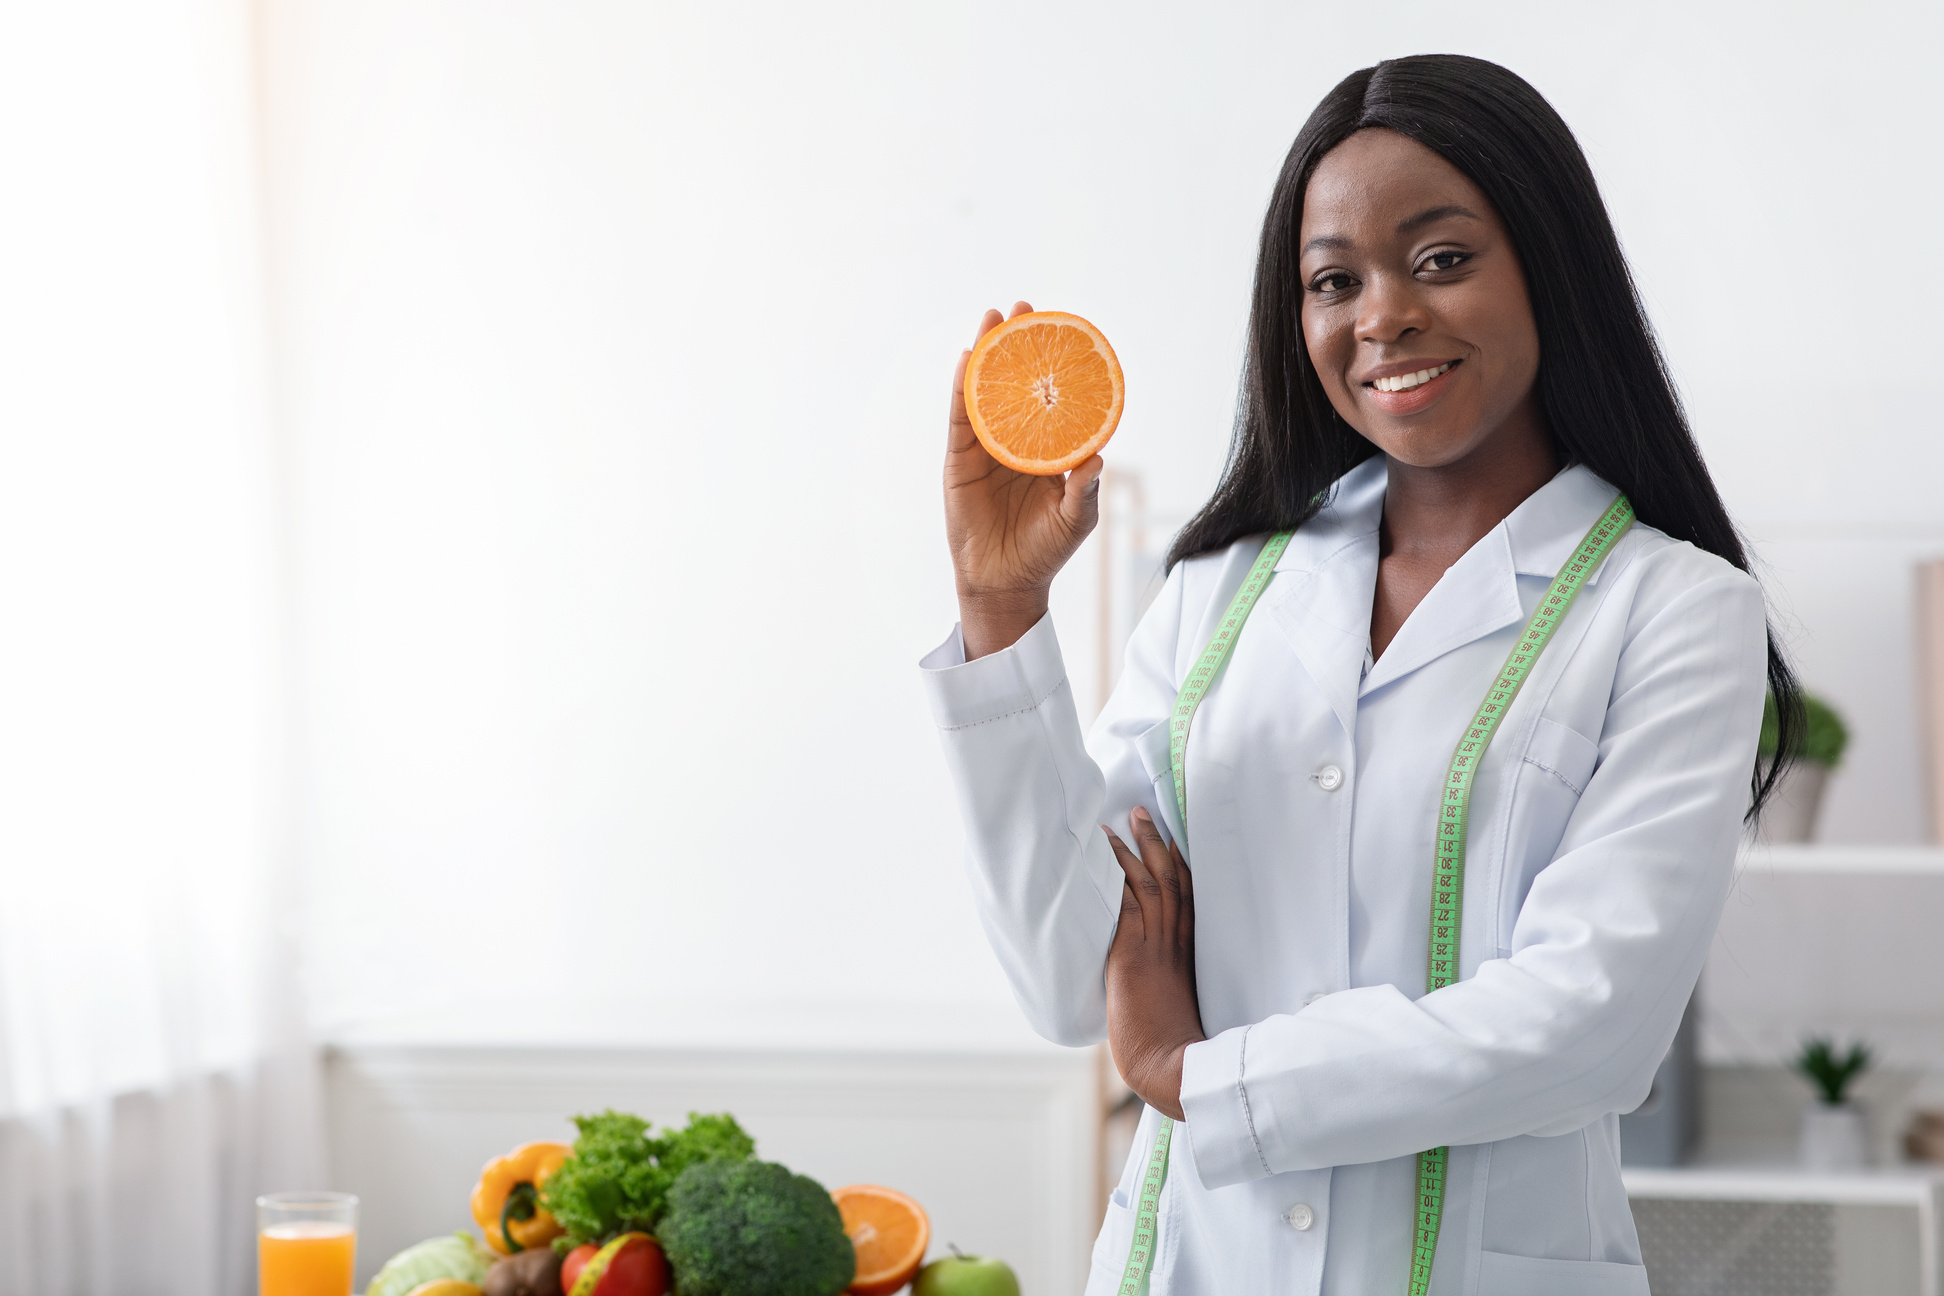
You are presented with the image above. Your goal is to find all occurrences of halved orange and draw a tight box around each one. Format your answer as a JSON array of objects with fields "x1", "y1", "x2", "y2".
[
  {"x1": 832, "y1": 1184, "x2": 931, "y2": 1296},
  {"x1": 963, "y1": 310, "x2": 1124, "y2": 475}
]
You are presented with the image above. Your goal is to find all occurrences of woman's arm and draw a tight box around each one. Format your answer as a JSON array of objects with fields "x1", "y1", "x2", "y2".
[
  {"x1": 1175, "y1": 564, "x2": 1768, "y2": 1186},
  {"x1": 920, "y1": 560, "x2": 1192, "y2": 1046}
]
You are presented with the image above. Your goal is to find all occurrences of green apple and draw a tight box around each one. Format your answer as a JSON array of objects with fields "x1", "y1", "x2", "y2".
[{"x1": 912, "y1": 1253, "x2": 1020, "y2": 1296}]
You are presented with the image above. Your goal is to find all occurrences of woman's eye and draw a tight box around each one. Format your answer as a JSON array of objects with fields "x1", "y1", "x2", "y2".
[
  {"x1": 1310, "y1": 272, "x2": 1355, "y2": 294},
  {"x1": 1419, "y1": 251, "x2": 1470, "y2": 273}
]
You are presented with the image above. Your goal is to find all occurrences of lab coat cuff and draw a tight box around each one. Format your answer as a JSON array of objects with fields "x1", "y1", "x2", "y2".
[
  {"x1": 917, "y1": 612, "x2": 1069, "y2": 730},
  {"x1": 1181, "y1": 1025, "x2": 1273, "y2": 1188}
]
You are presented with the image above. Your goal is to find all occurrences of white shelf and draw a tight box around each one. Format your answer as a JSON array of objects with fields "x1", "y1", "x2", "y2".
[
  {"x1": 1736, "y1": 843, "x2": 1944, "y2": 874},
  {"x1": 1627, "y1": 1164, "x2": 1944, "y2": 1295},
  {"x1": 1625, "y1": 1163, "x2": 1944, "y2": 1206}
]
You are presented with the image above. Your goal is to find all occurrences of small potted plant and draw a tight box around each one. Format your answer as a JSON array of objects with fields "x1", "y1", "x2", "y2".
[
  {"x1": 1795, "y1": 1038, "x2": 1872, "y2": 1170},
  {"x1": 1756, "y1": 692, "x2": 1849, "y2": 843}
]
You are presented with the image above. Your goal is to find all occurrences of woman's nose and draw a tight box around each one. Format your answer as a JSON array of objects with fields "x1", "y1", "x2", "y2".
[{"x1": 1354, "y1": 271, "x2": 1432, "y2": 344}]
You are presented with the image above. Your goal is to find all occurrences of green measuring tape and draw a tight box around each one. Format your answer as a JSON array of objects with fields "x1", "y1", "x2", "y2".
[
  {"x1": 1117, "y1": 528, "x2": 1291, "y2": 1296},
  {"x1": 1116, "y1": 496, "x2": 1633, "y2": 1296},
  {"x1": 1405, "y1": 492, "x2": 1632, "y2": 1294}
]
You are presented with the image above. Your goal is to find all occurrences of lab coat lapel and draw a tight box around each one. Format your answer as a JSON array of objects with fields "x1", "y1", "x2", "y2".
[
  {"x1": 1357, "y1": 464, "x2": 1620, "y2": 696},
  {"x1": 1258, "y1": 458, "x2": 1384, "y2": 736},
  {"x1": 1357, "y1": 527, "x2": 1525, "y2": 696}
]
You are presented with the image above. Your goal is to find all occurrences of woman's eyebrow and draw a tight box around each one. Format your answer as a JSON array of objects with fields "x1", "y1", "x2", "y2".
[
  {"x1": 1304, "y1": 203, "x2": 1485, "y2": 255},
  {"x1": 1397, "y1": 203, "x2": 1483, "y2": 234}
]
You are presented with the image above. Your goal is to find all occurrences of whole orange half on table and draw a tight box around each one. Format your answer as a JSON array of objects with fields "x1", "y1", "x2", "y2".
[
  {"x1": 963, "y1": 310, "x2": 1123, "y2": 475},
  {"x1": 832, "y1": 1184, "x2": 931, "y2": 1296}
]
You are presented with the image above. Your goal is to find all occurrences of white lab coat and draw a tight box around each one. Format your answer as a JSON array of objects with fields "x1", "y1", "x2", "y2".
[{"x1": 919, "y1": 460, "x2": 1768, "y2": 1296}]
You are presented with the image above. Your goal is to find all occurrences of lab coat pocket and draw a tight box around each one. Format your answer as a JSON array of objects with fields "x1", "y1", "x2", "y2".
[
  {"x1": 1087, "y1": 1192, "x2": 1137, "y2": 1290},
  {"x1": 1474, "y1": 1250, "x2": 1649, "y2": 1296},
  {"x1": 1134, "y1": 716, "x2": 1187, "y2": 851},
  {"x1": 1497, "y1": 718, "x2": 1601, "y2": 953}
]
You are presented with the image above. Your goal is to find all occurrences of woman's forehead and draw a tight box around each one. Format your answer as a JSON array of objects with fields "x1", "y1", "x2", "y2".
[{"x1": 1301, "y1": 129, "x2": 1497, "y2": 247}]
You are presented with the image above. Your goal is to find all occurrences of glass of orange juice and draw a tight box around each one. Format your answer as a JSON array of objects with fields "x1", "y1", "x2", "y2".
[{"x1": 258, "y1": 1192, "x2": 358, "y2": 1296}]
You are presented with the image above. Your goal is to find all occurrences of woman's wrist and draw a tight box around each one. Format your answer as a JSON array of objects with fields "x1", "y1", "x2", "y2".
[
  {"x1": 1127, "y1": 1038, "x2": 1193, "y2": 1122},
  {"x1": 956, "y1": 586, "x2": 1049, "y2": 661}
]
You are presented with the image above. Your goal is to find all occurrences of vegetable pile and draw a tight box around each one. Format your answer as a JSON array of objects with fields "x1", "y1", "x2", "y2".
[
  {"x1": 542, "y1": 1111, "x2": 756, "y2": 1247},
  {"x1": 359, "y1": 1106, "x2": 979, "y2": 1296}
]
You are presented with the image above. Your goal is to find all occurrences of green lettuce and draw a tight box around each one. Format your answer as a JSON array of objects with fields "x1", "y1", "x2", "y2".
[
  {"x1": 364, "y1": 1232, "x2": 494, "y2": 1296},
  {"x1": 542, "y1": 1110, "x2": 755, "y2": 1245}
]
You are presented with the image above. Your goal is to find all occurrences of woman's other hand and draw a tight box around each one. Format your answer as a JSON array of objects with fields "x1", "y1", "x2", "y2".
[
  {"x1": 1103, "y1": 807, "x2": 1204, "y2": 1121},
  {"x1": 945, "y1": 301, "x2": 1104, "y2": 660}
]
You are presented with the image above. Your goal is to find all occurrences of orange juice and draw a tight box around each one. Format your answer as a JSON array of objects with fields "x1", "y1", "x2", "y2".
[{"x1": 259, "y1": 1222, "x2": 356, "y2": 1296}]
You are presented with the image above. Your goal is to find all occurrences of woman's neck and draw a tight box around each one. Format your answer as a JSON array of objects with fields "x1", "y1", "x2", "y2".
[{"x1": 1370, "y1": 414, "x2": 1558, "y2": 659}]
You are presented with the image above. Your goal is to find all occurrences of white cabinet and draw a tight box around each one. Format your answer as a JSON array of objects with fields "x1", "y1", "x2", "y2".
[{"x1": 1626, "y1": 1165, "x2": 1944, "y2": 1296}]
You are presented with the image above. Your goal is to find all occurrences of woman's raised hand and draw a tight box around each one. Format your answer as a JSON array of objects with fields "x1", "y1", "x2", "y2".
[
  {"x1": 945, "y1": 301, "x2": 1104, "y2": 660},
  {"x1": 1103, "y1": 807, "x2": 1204, "y2": 1121}
]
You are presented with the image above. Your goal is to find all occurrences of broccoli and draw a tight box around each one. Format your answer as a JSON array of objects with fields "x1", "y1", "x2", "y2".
[
  {"x1": 542, "y1": 1110, "x2": 756, "y2": 1247},
  {"x1": 657, "y1": 1159, "x2": 855, "y2": 1296}
]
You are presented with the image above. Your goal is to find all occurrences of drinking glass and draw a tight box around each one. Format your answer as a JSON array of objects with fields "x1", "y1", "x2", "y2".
[{"x1": 258, "y1": 1192, "x2": 358, "y2": 1296}]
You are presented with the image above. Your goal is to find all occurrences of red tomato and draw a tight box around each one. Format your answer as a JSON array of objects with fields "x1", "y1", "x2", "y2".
[
  {"x1": 560, "y1": 1244, "x2": 598, "y2": 1296},
  {"x1": 595, "y1": 1235, "x2": 670, "y2": 1296}
]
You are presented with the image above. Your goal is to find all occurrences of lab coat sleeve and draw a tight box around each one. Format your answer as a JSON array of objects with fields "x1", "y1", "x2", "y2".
[
  {"x1": 1179, "y1": 563, "x2": 1769, "y2": 1186},
  {"x1": 919, "y1": 569, "x2": 1193, "y2": 1047}
]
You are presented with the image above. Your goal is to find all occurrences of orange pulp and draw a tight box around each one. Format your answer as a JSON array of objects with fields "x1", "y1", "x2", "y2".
[{"x1": 831, "y1": 1184, "x2": 930, "y2": 1296}]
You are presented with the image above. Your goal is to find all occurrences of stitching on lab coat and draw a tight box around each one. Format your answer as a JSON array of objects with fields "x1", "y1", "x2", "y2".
[
  {"x1": 1521, "y1": 755, "x2": 1587, "y2": 796},
  {"x1": 1237, "y1": 1023, "x2": 1272, "y2": 1177},
  {"x1": 933, "y1": 677, "x2": 1066, "y2": 731},
  {"x1": 1464, "y1": 1141, "x2": 1493, "y2": 1296}
]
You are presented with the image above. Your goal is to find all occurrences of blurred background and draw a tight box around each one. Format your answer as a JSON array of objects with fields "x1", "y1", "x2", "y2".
[{"x1": 3, "y1": 2, "x2": 1943, "y2": 1294}]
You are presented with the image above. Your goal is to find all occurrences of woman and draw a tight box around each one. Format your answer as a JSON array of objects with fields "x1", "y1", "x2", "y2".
[{"x1": 922, "y1": 55, "x2": 1800, "y2": 1296}]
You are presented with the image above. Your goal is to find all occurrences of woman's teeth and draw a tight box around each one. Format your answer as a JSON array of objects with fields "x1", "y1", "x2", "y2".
[{"x1": 1371, "y1": 362, "x2": 1453, "y2": 393}]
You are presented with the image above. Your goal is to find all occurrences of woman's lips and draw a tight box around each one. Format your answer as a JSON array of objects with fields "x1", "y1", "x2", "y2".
[{"x1": 1363, "y1": 360, "x2": 1460, "y2": 414}]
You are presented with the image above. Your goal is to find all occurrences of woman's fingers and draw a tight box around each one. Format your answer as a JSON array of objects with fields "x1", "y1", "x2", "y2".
[
  {"x1": 1103, "y1": 825, "x2": 1160, "y2": 924},
  {"x1": 1130, "y1": 807, "x2": 1182, "y2": 903},
  {"x1": 1008, "y1": 299, "x2": 1034, "y2": 320},
  {"x1": 946, "y1": 349, "x2": 977, "y2": 451}
]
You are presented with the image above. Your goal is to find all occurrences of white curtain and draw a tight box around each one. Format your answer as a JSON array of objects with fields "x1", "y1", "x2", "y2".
[{"x1": 0, "y1": 2, "x2": 323, "y2": 1293}]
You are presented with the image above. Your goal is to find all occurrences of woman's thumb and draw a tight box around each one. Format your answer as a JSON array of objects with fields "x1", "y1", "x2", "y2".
[{"x1": 1062, "y1": 456, "x2": 1105, "y2": 527}]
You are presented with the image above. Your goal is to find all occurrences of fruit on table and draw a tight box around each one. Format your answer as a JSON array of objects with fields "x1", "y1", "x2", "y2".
[
  {"x1": 473, "y1": 1141, "x2": 573, "y2": 1254},
  {"x1": 559, "y1": 1245, "x2": 597, "y2": 1296},
  {"x1": 830, "y1": 1185, "x2": 930, "y2": 1296},
  {"x1": 483, "y1": 1246, "x2": 563, "y2": 1296},
  {"x1": 565, "y1": 1233, "x2": 669, "y2": 1296},
  {"x1": 963, "y1": 310, "x2": 1124, "y2": 475},
  {"x1": 367, "y1": 1233, "x2": 497, "y2": 1296},
  {"x1": 402, "y1": 1283, "x2": 482, "y2": 1296},
  {"x1": 911, "y1": 1253, "x2": 1020, "y2": 1296}
]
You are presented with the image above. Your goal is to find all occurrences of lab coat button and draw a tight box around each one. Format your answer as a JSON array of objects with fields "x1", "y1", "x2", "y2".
[
  {"x1": 1313, "y1": 765, "x2": 1343, "y2": 791},
  {"x1": 1285, "y1": 1202, "x2": 1315, "y2": 1231}
]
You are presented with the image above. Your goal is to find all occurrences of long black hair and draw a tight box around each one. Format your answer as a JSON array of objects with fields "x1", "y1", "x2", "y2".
[{"x1": 1169, "y1": 54, "x2": 1802, "y2": 815}]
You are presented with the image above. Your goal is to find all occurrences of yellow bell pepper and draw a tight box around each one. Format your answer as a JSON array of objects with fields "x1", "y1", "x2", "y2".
[{"x1": 471, "y1": 1141, "x2": 571, "y2": 1255}]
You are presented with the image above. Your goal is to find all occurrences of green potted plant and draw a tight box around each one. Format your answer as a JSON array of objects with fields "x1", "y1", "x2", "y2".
[
  {"x1": 1756, "y1": 692, "x2": 1849, "y2": 842},
  {"x1": 1794, "y1": 1038, "x2": 1871, "y2": 1170}
]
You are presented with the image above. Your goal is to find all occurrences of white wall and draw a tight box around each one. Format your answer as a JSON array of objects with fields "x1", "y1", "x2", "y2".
[{"x1": 256, "y1": 0, "x2": 1944, "y2": 1053}]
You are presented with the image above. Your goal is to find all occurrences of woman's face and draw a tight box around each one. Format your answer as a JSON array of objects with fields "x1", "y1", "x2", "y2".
[{"x1": 1298, "y1": 128, "x2": 1544, "y2": 469}]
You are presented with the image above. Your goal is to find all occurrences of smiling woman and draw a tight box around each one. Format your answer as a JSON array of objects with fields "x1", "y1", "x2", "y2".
[{"x1": 927, "y1": 54, "x2": 1804, "y2": 1296}]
